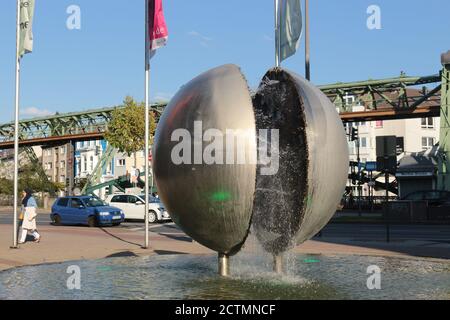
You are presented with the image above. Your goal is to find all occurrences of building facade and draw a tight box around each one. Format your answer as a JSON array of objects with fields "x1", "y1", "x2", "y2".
[
  {"x1": 74, "y1": 139, "x2": 114, "y2": 186},
  {"x1": 41, "y1": 143, "x2": 75, "y2": 196},
  {"x1": 346, "y1": 104, "x2": 440, "y2": 197}
]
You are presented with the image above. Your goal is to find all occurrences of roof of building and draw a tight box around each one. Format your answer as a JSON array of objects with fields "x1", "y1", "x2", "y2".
[{"x1": 397, "y1": 146, "x2": 439, "y2": 175}]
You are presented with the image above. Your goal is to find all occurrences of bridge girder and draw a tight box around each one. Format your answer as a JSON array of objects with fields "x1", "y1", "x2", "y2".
[{"x1": 0, "y1": 74, "x2": 443, "y2": 149}]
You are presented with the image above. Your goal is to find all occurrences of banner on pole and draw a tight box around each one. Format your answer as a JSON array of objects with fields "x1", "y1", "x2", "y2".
[
  {"x1": 19, "y1": 0, "x2": 35, "y2": 58},
  {"x1": 148, "y1": 0, "x2": 168, "y2": 59},
  {"x1": 279, "y1": 0, "x2": 302, "y2": 62}
]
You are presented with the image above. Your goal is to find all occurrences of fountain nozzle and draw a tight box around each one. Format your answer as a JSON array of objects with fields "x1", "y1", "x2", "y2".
[
  {"x1": 273, "y1": 254, "x2": 283, "y2": 274},
  {"x1": 218, "y1": 253, "x2": 230, "y2": 277}
]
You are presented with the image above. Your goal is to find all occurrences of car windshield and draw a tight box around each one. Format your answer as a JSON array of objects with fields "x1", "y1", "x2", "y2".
[{"x1": 84, "y1": 197, "x2": 107, "y2": 207}]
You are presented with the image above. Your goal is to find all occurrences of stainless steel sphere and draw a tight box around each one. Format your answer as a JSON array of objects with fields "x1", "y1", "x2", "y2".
[
  {"x1": 152, "y1": 64, "x2": 257, "y2": 255},
  {"x1": 153, "y1": 64, "x2": 349, "y2": 257}
]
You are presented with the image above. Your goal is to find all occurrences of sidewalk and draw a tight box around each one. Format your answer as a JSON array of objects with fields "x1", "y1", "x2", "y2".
[{"x1": 0, "y1": 224, "x2": 212, "y2": 271}]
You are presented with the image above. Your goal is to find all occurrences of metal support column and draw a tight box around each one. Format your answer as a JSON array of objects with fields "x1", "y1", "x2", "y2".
[
  {"x1": 438, "y1": 51, "x2": 450, "y2": 191},
  {"x1": 218, "y1": 253, "x2": 230, "y2": 277}
]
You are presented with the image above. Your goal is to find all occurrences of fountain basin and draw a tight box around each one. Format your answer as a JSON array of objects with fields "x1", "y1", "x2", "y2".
[{"x1": 1, "y1": 254, "x2": 448, "y2": 300}]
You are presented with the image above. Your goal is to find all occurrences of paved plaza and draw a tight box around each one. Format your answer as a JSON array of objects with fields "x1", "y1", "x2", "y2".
[{"x1": 1, "y1": 208, "x2": 449, "y2": 272}]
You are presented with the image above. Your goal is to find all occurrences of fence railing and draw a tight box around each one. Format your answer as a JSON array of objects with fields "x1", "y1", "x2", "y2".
[{"x1": 341, "y1": 195, "x2": 398, "y2": 211}]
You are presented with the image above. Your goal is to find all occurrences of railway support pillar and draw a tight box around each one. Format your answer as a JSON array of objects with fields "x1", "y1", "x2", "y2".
[{"x1": 438, "y1": 51, "x2": 450, "y2": 191}]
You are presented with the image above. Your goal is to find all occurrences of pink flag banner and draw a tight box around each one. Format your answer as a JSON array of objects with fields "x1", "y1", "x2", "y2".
[{"x1": 148, "y1": 0, "x2": 168, "y2": 58}]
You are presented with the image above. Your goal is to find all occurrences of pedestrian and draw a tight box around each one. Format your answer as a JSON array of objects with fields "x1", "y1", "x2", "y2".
[{"x1": 18, "y1": 188, "x2": 41, "y2": 244}]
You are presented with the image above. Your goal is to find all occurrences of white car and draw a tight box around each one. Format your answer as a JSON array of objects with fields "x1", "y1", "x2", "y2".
[{"x1": 105, "y1": 194, "x2": 171, "y2": 223}]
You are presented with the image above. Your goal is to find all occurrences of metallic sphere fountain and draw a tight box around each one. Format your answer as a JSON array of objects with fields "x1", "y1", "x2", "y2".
[
  {"x1": 153, "y1": 64, "x2": 349, "y2": 276},
  {"x1": 152, "y1": 65, "x2": 257, "y2": 275}
]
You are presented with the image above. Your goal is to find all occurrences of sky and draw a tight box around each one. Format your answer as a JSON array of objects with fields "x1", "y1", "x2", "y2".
[{"x1": 0, "y1": 0, "x2": 449, "y2": 124}]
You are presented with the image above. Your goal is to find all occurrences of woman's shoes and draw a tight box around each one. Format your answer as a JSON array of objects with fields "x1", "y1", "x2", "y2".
[{"x1": 34, "y1": 237, "x2": 41, "y2": 243}]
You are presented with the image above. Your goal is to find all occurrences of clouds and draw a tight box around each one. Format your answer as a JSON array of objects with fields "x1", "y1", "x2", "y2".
[
  {"x1": 153, "y1": 92, "x2": 173, "y2": 102},
  {"x1": 20, "y1": 107, "x2": 54, "y2": 118},
  {"x1": 188, "y1": 30, "x2": 213, "y2": 47}
]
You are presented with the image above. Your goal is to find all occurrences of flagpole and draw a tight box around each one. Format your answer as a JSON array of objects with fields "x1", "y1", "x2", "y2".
[
  {"x1": 144, "y1": 0, "x2": 150, "y2": 249},
  {"x1": 274, "y1": 0, "x2": 280, "y2": 67},
  {"x1": 11, "y1": 0, "x2": 21, "y2": 249},
  {"x1": 305, "y1": 0, "x2": 310, "y2": 80}
]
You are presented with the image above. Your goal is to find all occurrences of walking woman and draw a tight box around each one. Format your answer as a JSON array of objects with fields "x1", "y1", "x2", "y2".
[{"x1": 18, "y1": 188, "x2": 41, "y2": 244}]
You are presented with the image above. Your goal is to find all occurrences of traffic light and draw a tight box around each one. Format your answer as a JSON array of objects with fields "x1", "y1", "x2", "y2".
[{"x1": 351, "y1": 127, "x2": 359, "y2": 141}]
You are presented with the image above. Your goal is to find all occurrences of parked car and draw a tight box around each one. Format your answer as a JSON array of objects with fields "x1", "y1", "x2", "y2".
[
  {"x1": 401, "y1": 190, "x2": 450, "y2": 206},
  {"x1": 105, "y1": 193, "x2": 171, "y2": 223},
  {"x1": 51, "y1": 196, "x2": 125, "y2": 227}
]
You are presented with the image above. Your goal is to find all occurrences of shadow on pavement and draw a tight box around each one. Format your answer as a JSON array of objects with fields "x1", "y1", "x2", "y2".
[
  {"x1": 159, "y1": 233, "x2": 192, "y2": 242},
  {"x1": 100, "y1": 228, "x2": 141, "y2": 247},
  {"x1": 154, "y1": 250, "x2": 188, "y2": 255},
  {"x1": 106, "y1": 251, "x2": 139, "y2": 258}
]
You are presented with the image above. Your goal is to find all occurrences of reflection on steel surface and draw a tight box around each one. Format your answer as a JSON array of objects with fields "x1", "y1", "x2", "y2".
[{"x1": 153, "y1": 64, "x2": 256, "y2": 255}]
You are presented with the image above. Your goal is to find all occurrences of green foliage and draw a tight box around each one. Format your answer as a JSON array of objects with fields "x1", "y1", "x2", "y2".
[
  {"x1": 0, "y1": 178, "x2": 13, "y2": 194},
  {"x1": 105, "y1": 96, "x2": 157, "y2": 156},
  {"x1": 0, "y1": 163, "x2": 62, "y2": 195},
  {"x1": 18, "y1": 163, "x2": 62, "y2": 194}
]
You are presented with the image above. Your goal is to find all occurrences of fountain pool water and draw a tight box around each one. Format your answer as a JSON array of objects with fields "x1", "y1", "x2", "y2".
[{"x1": 1, "y1": 253, "x2": 449, "y2": 300}]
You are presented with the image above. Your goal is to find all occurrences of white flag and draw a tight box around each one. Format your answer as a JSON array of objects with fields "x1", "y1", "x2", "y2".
[
  {"x1": 279, "y1": 0, "x2": 302, "y2": 62},
  {"x1": 19, "y1": 0, "x2": 35, "y2": 58}
]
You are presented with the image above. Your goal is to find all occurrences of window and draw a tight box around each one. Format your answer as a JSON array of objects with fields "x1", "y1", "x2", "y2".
[
  {"x1": 375, "y1": 120, "x2": 383, "y2": 128},
  {"x1": 46, "y1": 149, "x2": 52, "y2": 156},
  {"x1": 344, "y1": 96, "x2": 355, "y2": 106},
  {"x1": 360, "y1": 137, "x2": 367, "y2": 148},
  {"x1": 128, "y1": 196, "x2": 138, "y2": 204},
  {"x1": 421, "y1": 117, "x2": 434, "y2": 129},
  {"x1": 111, "y1": 195, "x2": 128, "y2": 203},
  {"x1": 60, "y1": 146, "x2": 66, "y2": 154},
  {"x1": 83, "y1": 157, "x2": 87, "y2": 172},
  {"x1": 60, "y1": 161, "x2": 65, "y2": 169},
  {"x1": 60, "y1": 175, "x2": 65, "y2": 183},
  {"x1": 46, "y1": 162, "x2": 53, "y2": 170},
  {"x1": 396, "y1": 137, "x2": 405, "y2": 155},
  {"x1": 90, "y1": 156, "x2": 94, "y2": 171},
  {"x1": 117, "y1": 159, "x2": 126, "y2": 166},
  {"x1": 70, "y1": 198, "x2": 84, "y2": 208},
  {"x1": 85, "y1": 197, "x2": 107, "y2": 207},
  {"x1": 422, "y1": 137, "x2": 435, "y2": 150},
  {"x1": 57, "y1": 198, "x2": 69, "y2": 207}
]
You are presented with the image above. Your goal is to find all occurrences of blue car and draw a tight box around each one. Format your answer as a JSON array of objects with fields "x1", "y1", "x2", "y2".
[{"x1": 51, "y1": 196, "x2": 125, "y2": 227}]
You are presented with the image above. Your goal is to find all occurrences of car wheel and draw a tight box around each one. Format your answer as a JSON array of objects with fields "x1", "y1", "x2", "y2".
[
  {"x1": 53, "y1": 214, "x2": 62, "y2": 226},
  {"x1": 148, "y1": 211, "x2": 157, "y2": 223},
  {"x1": 87, "y1": 216, "x2": 97, "y2": 228}
]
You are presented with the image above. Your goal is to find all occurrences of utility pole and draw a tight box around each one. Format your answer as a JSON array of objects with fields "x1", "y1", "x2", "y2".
[{"x1": 385, "y1": 169, "x2": 390, "y2": 243}]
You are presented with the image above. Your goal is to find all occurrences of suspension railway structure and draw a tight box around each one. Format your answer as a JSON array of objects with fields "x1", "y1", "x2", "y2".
[{"x1": 1, "y1": 53, "x2": 449, "y2": 193}]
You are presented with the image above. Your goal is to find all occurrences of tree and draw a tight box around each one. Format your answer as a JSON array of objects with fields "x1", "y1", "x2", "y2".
[
  {"x1": 18, "y1": 163, "x2": 62, "y2": 194},
  {"x1": 105, "y1": 96, "x2": 156, "y2": 164},
  {"x1": 0, "y1": 163, "x2": 62, "y2": 196}
]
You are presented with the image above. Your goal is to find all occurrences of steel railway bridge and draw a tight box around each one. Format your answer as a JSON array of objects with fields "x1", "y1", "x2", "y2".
[{"x1": 1, "y1": 53, "x2": 449, "y2": 192}]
